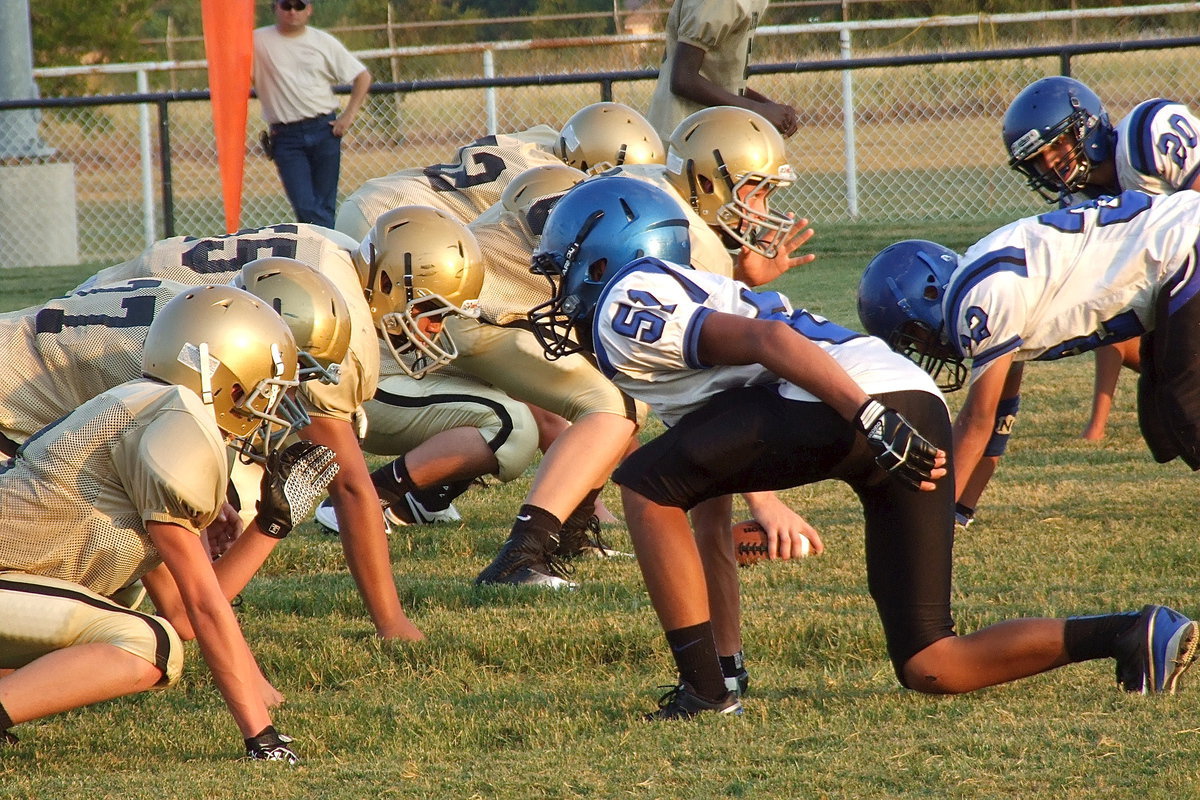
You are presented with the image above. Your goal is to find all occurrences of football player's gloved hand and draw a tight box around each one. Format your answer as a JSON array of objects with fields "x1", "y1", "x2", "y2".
[
  {"x1": 244, "y1": 725, "x2": 299, "y2": 764},
  {"x1": 855, "y1": 399, "x2": 940, "y2": 491},
  {"x1": 257, "y1": 441, "x2": 340, "y2": 539}
]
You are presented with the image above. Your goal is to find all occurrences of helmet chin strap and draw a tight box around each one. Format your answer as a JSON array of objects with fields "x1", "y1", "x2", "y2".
[
  {"x1": 198, "y1": 341, "x2": 215, "y2": 406},
  {"x1": 362, "y1": 241, "x2": 381, "y2": 305}
]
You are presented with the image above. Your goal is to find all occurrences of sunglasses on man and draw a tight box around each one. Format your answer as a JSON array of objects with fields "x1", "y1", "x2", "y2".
[{"x1": 278, "y1": 1, "x2": 307, "y2": 10}]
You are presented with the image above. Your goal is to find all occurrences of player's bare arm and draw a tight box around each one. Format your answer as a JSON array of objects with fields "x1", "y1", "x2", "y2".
[
  {"x1": 669, "y1": 43, "x2": 798, "y2": 137},
  {"x1": 698, "y1": 312, "x2": 867, "y2": 419},
  {"x1": 697, "y1": 311, "x2": 946, "y2": 491},
  {"x1": 951, "y1": 353, "x2": 1017, "y2": 501},
  {"x1": 147, "y1": 521, "x2": 275, "y2": 739},
  {"x1": 301, "y1": 415, "x2": 425, "y2": 641}
]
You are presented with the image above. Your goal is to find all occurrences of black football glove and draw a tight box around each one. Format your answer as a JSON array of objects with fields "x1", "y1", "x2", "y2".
[
  {"x1": 854, "y1": 399, "x2": 940, "y2": 491},
  {"x1": 244, "y1": 725, "x2": 299, "y2": 764},
  {"x1": 257, "y1": 441, "x2": 340, "y2": 539}
]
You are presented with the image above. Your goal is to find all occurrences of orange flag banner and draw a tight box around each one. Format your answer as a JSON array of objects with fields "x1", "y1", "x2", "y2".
[{"x1": 200, "y1": 0, "x2": 255, "y2": 233}]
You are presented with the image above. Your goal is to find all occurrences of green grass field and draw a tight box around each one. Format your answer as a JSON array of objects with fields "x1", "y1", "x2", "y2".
[{"x1": 3, "y1": 219, "x2": 1199, "y2": 799}]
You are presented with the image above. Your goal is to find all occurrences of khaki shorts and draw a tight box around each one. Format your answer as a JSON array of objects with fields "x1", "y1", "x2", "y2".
[
  {"x1": 0, "y1": 572, "x2": 184, "y2": 687},
  {"x1": 363, "y1": 372, "x2": 538, "y2": 482},
  {"x1": 444, "y1": 316, "x2": 637, "y2": 423}
]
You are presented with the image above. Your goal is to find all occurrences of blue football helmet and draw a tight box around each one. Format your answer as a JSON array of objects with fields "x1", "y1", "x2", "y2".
[
  {"x1": 856, "y1": 239, "x2": 967, "y2": 392},
  {"x1": 1001, "y1": 76, "x2": 1114, "y2": 203},
  {"x1": 529, "y1": 175, "x2": 692, "y2": 360}
]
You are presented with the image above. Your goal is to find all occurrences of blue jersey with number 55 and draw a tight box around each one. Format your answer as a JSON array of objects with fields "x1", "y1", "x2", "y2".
[
  {"x1": 591, "y1": 258, "x2": 939, "y2": 426},
  {"x1": 945, "y1": 189, "x2": 1200, "y2": 378}
]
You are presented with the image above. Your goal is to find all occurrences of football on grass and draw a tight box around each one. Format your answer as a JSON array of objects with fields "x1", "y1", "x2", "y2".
[{"x1": 732, "y1": 520, "x2": 770, "y2": 567}]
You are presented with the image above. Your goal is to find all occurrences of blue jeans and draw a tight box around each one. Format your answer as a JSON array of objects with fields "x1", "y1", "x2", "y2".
[{"x1": 270, "y1": 112, "x2": 341, "y2": 228}]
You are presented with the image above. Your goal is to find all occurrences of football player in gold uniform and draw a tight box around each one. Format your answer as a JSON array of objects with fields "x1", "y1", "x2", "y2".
[
  {"x1": 0, "y1": 286, "x2": 338, "y2": 760},
  {"x1": 646, "y1": 0, "x2": 798, "y2": 141},
  {"x1": 6, "y1": 230, "x2": 426, "y2": 641},
  {"x1": 333, "y1": 101, "x2": 664, "y2": 240},
  {"x1": 310, "y1": 205, "x2": 542, "y2": 536}
]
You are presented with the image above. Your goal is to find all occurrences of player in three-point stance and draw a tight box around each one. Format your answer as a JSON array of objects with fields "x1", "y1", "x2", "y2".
[
  {"x1": 858, "y1": 189, "x2": 1200, "y2": 524},
  {"x1": 0, "y1": 286, "x2": 339, "y2": 758}
]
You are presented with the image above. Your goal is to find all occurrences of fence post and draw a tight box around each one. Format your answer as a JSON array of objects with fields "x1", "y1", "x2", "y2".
[
  {"x1": 840, "y1": 27, "x2": 859, "y2": 219},
  {"x1": 484, "y1": 49, "x2": 497, "y2": 134},
  {"x1": 137, "y1": 70, "x2": 156, "y2": 246},
  {"x1": 158, "y1": 99, "x2": 175, "y2": 238},
  {"x1": 386, "y1": 5, "x2": 404, "y2": 128}
]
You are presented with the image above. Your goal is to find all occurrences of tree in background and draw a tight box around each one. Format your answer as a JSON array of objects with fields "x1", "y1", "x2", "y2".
[{"x1": 31, "y1": 0, "x2": 154, "y2": 68}]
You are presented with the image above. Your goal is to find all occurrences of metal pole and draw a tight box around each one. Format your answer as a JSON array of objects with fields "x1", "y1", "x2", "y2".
[
  {"x1": 0, "y1": 0, "x2": 53, "y2": 158},
  {"x1": 386, "y1": 4, "x2": 404, "y2": 136},
  {"x1": 158, "y1": 100, "x2": 175, "y2": 237},
  {"x1": 840, "y1": 27, "x2": 858, "y2": 219},
  {"x1": 137, "y1": 71, "x2": 155, "y2": 245},
  {"x1": 484, "y1": 49, "x2": 497, "y2": 134}
]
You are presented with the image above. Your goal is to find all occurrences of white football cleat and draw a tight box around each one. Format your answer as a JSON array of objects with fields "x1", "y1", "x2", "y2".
[
  {"x1": 402, "y1": 492, "x2": 461, "y2": 524},
  {"x1": 315, "y1": 495, "x2": 460, "y2": 535}
]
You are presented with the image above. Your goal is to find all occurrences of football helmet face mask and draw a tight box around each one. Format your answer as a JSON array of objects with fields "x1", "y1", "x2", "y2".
[
  {"x1": 353, "y1": 205, "x2": 484, "y2": 379},
  {"x1": 856, "y1": 239, "x2": 967, "y2": 392},
  {"x1": 555, "y1": 102, "x2": 666, "y2": 174},
  {"x1": 141, "y1": 284, "x2": 306, "y2": 459},
  {"x1": 664, "y1": 106, "x2": 796, "y2": 258},
  {"x1": 529, "y1": 176, "x2": 692, "y2": 361},
  {"x1": 232, "y1": 257, "x2": 352, "y2": 386},
  {"x1": 1002, "y1": 76, "x2": 1114, "y2": 203}
]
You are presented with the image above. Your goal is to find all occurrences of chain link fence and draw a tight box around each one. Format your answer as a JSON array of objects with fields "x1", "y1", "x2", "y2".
[{"x1": 3, "y1": 32, "x2": 1199, "y2": 268}]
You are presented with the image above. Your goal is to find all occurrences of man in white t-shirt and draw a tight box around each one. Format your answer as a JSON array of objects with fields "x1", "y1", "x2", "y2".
[{"x1": 254, "y1": 0, "x2": 371, "y2": 228}]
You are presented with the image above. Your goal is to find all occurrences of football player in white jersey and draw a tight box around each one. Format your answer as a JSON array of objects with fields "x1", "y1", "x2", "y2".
[
  {"x1": 19, "y1": 225, "x2": 427, "y2": 641},
  {"x1": 0, "y1": 286, "x2": 339, "y2": 759},
  {"x1": 1001, "y1": 77, "x2": 1200, "y2": 448},
  {"x1": 333, "y1": 101, "x2": 665, "y2": 240},
  {"x1": 1002, "y1": 77, "x2": 1200, "y2": 205},
  {"x1": 533, "y1": 175, "x2": 1199, "y2": 717},
  {"x1": 858, "y1": 189, "x2": 1200, "y2": 519}
]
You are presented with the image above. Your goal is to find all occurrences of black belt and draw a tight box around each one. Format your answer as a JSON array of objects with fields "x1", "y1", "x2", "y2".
[{"x1": 271, "y1": 112, "x2": 336, "y2": 131}]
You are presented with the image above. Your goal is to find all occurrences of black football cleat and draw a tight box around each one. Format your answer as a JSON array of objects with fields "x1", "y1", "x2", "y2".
[{"x1": 643, "y1": 682, "x2": 743, "y2": 720}]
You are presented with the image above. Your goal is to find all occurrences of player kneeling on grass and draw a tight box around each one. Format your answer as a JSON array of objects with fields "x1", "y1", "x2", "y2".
[
  {"x1": 529, "y1": 175, "x2": 1200, "y2": 718},
  {"x1": 0, "y1": 286, "x2": 338, "y2": 760}
]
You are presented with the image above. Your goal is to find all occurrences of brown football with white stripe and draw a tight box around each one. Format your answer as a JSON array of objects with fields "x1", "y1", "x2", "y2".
[{"x1": 732, "y1": 520, "x2": 770, "y2": 567}]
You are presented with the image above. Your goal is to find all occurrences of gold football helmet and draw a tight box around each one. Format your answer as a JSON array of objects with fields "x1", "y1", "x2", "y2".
[
  {"x1": 232, "y1": 257, "x2": 352, "y2": 386},
  {"x1": 555, "y1": 102, "x2": 665, "y2": 174},
  {"x1": 664, "y1": 106, "x2": 796, "y2": 257},
  {"x1": 352, "y1": 205, "x2": 485, "y2": 379},
  {"x1": 141, "y1": 284, "x2": 305, "y2": 455},
  {"x1": 500, "y1": 164, "x2": 587, "y2": 234}
]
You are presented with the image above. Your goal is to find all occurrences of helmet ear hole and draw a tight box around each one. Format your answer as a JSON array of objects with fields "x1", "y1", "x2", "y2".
[
  {"x1": 379, "y1": 270, "x2": 393, "y2": 295},
  {"x1": 588, "y1": 258, "x2": 608, "y2": 282},
  {"x1": 922, "y1": 283, "x2": 939, "y2": 301}
]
